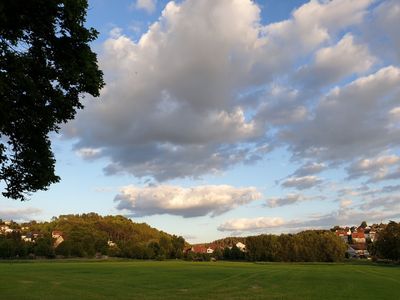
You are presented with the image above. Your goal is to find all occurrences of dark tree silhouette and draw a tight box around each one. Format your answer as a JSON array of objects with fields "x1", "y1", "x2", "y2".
[
  {"x1": 375, "y1": 221, "x2": 400, "y2": 261},
  {"x1": 0, "y1": 0, "x2": 104, "y2": 200}
]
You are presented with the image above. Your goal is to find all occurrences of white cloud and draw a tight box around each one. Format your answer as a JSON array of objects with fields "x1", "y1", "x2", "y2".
[
  {"x1": 0, "y1": 208, "x2": 42, "y2": 222},
  {"x1": 218, "y1": 205, "x2": 400, "y2": 233},
  {"x1": 339, "y1": 199, "x2": 352, "y2": 209},
  {"x1": 361, "y1": 194, "x2": 399, "y2": 210},
  {"x1": 75, "y1": 147, "x2": 102, "y2": 160},
  {"x1": 295, "y1": 34, "x2": 375, "y2": 88},
  {"x1": 265, "y1": 0, "x2": 372, "y2": 53},
  {"x1": 218, "y1": 217, "x2": 285, "y2": 232},
  {"x1": 133, "y1": 0, "x2": 156, "y2": 13},
  {"x1": 363, "y1": 0, "x2": 400, "y2": 63},
  {"x1": 267, "y1": 193, "x2": 322, "y2": 208},
  {"x1": 114, "y1": 184, "x2": 262, "y2": 218},
  {"x1": 285, "y1": 66, "x2": 400, "y2": 163},
  {"x1": 292, "y1": 162, "x2": 326, "y2": 177},
  {"x1": 347, "y1": 154, "x2": 400, "y2": 181},
  {"x1": 281, "y1": 176, "x2": 322, "y2": 190},
  {"x1": 64, "y1": 0, "x2": 378, "y2": 182}
]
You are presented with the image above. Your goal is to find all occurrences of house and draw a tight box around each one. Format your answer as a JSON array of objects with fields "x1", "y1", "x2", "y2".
[
  {"x1": 0, "y1": 225, "x2": 9, "y2": 233},
  {"x1": 351, "y1": 232, "x2": 366, "y2": 243},
  {"x1": 52, "y1": 231, "x2": 64, "y2": 247},
  {"x1": 107, "y1": 240, "x2": 116, "y2": 247},
  {"x1": 52, "y1": 231, "x2": 63, "y2": 238},
  {"x1": 349, "y1": 243, "x2": 370, "y2": 258},
  {"x1": 191, "y1": 245, "x2": 208, "y2": 254},
  {"x1": 21, "y1": 235, "x2": 32, "y2": 242},
  {"x1": 364, "y1": 229, "x2": 376, "y2": 242},
  {"x1": 205, "y1": 244, "x2": 220, "y2": 254},
  {"x1": 236, "y1": 242, "x2": 246, "y2": 252},
  {"x1": 335, "y1": 230, "x2": 351, "y2": 243}
]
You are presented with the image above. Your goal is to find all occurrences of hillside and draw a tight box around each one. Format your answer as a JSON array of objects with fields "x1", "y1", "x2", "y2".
[{"x1": 0, "y1": 213, "x2": 185, "y2": 259}]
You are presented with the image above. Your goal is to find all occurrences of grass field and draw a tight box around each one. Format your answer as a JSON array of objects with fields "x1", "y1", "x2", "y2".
[{"x1": 1, "y1": 260, "x2": 399, "y2": 299}]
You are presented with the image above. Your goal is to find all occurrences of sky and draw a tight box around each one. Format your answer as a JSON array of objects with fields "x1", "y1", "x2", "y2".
[{"x1": 1, "y1": 0, "x2": 400, "y2": 243}]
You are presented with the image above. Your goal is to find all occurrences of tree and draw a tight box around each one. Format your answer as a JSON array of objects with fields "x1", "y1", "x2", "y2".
[
  {"x1": 374, "y1": 221, "x2": 400, "y2": 261},
  {"x1": 0, "y1": 0, "x2": 104, "y2": 200},
  {"x1": 360, "y1": 221, "x2": 368, "y2": 228}
]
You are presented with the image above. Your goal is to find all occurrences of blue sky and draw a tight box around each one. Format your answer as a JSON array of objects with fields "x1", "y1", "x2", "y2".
[{"x1": 2, "y1": 0, "x2": 400, "y2": 243}]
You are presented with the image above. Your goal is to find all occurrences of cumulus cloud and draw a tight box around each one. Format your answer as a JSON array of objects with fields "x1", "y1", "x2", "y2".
[
  {"x1": 294, "y1": 34, "x2": 375, "y2": 88},
  {"x1": 0, "y1": 208, "x2": 42, "y2": 222},
  {"x1": 218, "y1": 217, "x2": 285, "y2": 232},
  {"x1": 281, "y1": 176, "x2": 322, "y2": 190},
  {"x1": 347, "y1": 154, "x2": 400, "y2": 182},
  {"x1": 65, "y1": 0, "x2": 379, "y2": 183},
  {"x1": 254, "y1": 85, "x2": 307, "y2": 126},
  {"x1": 285, "y1": 66, "x2": 400, "y2": 163},
  {"x1": 114, "y1": 184, "x2": 262, "y2": 218},
  {"x1": 363, "y1": 0, "x2": 400, "y2": 63}
]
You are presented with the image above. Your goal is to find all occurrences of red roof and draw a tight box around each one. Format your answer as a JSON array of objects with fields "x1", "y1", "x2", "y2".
[
  {"x1": 352, "y1": 232, "x2": 365, "y2": 239},
  {"x1": 192, "y1": 245, "x2": 207, "y2": 253}
]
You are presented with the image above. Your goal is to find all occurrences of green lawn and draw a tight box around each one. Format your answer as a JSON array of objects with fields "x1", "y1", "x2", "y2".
[{"x1": 0, "y1": 260, "x2": 399, "y2": 299}]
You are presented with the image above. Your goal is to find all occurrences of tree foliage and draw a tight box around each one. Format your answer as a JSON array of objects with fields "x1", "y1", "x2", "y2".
[
  {"x1": 0, "y1": 0, "x2": 104, "y2": 200},
  {"x1": 245, "y1": 231, "x2": 347, "y2": 262},
  {"x1": 374, "y1": 221, "x2": 400, "y2": 261}
]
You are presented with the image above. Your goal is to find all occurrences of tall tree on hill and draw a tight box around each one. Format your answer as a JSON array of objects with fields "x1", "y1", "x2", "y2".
[{"x1": 0, "y1": 0, "x2": 104, "y2": 200}]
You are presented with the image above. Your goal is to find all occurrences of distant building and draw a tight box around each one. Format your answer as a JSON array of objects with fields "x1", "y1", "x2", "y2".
[
  {"x1": 0, "y1": 225, "x2": 9, "y2": 233},
  {"x1": 52, "y1": 231, "x2": 64, "y2": 247},
  {"x1": 191, "y1": 245, "x2": 207, "y2": 254},
  {"x1": 348, "y1": 244, "x2": 369, "y2": 258},
  {"x1": 351, "y1": 232, "x2": 366, "y2": 243},
  {"x1": 206, "y1": 247, "x2": 214, "y2": 254},
  {"x1": 107, "y1": 240, "x2": 116, "y2": 247},
  {"x1": 236, "y1": 242, "x2": 246, "y2": 252},
  {"x1": 335, "y1": 230, "x2": 351, "y2": 243},
  {"x1": 364, "y1": 229, "x2": 376, "y2": 242}
]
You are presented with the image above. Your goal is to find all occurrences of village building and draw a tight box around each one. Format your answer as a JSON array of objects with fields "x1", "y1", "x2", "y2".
[
  {"x1": 351, "y1": 232, "x2": 366, "y2": 244},
  {"x1": 52, "y1": 230, "x2": 64, "y2": 248},
  {"x1": 236, "y1": 242, "x2": 246, "y2": 252},
  {"x1": 107, "y1": 240, "x2": 116, "y2": 247}
]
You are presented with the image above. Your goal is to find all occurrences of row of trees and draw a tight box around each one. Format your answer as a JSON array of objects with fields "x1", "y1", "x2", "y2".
[
  {"x1": 1, "y1": 216, "x2": 399, "y2": 261},
  {"x1": 245, "y1": 231, "x2": 347, "y2": 262},
  {"x1": 0, "y1": 232, "x2": 54, "y2": 258},
  {"x1": 184, "y1": 231, "x2": 347, "y2": 262}
]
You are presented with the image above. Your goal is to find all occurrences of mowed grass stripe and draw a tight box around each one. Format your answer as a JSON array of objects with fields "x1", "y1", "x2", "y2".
[{"x1": 1, "y1": 261, "x2": 399, "y2": 299}]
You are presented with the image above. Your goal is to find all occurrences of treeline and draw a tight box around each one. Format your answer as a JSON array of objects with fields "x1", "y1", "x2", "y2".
[
  {"x1": 245, "y1": 230, "x2": 347, "y2": 262},
  {"x1": 185, "y1": 230, "x2": 347, "y2": 262},
  {"x1": 0, "y1": 213, "x2": 185, "y2": 259}
]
